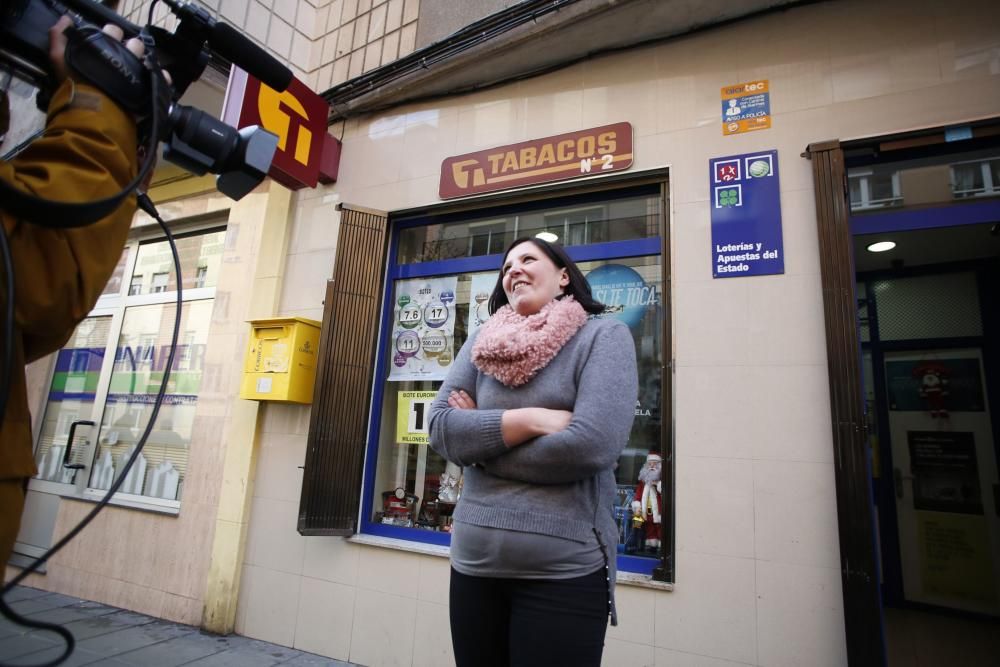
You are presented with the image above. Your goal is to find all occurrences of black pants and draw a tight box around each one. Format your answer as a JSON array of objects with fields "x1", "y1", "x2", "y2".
[{"x1": 449, "y1": 567, "x2": 609, "y2": 667}]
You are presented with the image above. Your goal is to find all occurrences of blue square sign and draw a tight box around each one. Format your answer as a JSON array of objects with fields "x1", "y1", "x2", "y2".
[{"x1": 709, "y1": 150, "x2": 784, "y2": 278}]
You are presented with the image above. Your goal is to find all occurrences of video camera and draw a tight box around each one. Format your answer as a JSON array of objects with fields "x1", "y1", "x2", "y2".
[{"x1": 0, "y1": 0, "x2": 294, "y2": 202}]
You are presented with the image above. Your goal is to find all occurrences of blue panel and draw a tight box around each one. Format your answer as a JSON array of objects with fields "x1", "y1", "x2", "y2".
[
  {"x1": 392, "y1": 238, "x2": 662, "y2": 280},
  {"x1": 850, "y1": 199, "x2": 1000, "y2": 235},
  {"x1": 617, "y1": 554, "x2": 659, "y2": 575},
  {"x1": 362, "y1": 520, "x2": 453, "y2": 547}
]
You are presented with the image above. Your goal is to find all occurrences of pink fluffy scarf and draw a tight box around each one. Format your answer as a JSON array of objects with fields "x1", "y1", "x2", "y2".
[{"x1": 471, "y1": 296, "x2": 588, "y2": 387}]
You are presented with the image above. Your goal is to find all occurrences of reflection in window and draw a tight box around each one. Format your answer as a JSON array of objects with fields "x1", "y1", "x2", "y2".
[
  {"x1": 397, "y1": 193, "x2": 659, "y2": 264},
  {"x1": 87, "y1": 300, "x2": 213, "y2": 501},
  {"x1": 101, "y1": 248, "x2": 129, "y2": 297},
  {"x1": 131, "y1": 229, "x2": 226, "y2": 295},
  {"x1": 848, "y1": 168, "x2": 902, "y2": 211},
  {"x1": 34, "y1": 317, "x2": 111, "y2": 483},
  {"x1": 951, "y1": 158, "x2": 1000, "y2": 199}
]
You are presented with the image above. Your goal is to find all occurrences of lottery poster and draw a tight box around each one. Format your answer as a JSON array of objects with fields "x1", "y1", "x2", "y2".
[
  {"x1": 388, "y1": 276, "x2": 458, "y2": 381},
  {"x1": 466, "y1": 272, "x2": 497, "y2": 339}
]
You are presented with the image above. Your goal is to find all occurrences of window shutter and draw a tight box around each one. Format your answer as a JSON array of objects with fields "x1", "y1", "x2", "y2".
[
  {"x1": 806, "y1": 141, "x2": 884, "y2": 665},
  {"x1": 298, "y1": 204, "x2": 388, "y2": 535}
]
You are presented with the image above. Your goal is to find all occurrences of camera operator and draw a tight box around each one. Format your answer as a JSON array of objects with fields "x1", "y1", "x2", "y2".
[{"x1": 0, "y1": 15, "x2": 149, "y2": 568}]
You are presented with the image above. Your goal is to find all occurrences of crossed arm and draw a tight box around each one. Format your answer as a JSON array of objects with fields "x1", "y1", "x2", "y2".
[{"x1": 428, "y1": 323, "x2": 638, "y2": 485}]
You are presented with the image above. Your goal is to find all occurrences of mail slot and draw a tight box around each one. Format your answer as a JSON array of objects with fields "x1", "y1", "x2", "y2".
[{"x1": 239, "y1": 317, "x2": 321, "y2": 404}]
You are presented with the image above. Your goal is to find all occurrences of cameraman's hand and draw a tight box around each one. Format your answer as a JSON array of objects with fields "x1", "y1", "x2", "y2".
[{"x1": 48, "y1": 16, "x2": 146, "y2": 84}]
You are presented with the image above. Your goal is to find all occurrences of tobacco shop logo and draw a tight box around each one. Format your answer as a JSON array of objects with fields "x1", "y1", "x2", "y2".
[{"x1": 258, "y1": 86, "x2": 314, "y2": 166}]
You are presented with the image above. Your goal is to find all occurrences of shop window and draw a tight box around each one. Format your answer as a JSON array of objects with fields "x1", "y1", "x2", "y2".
[
  {"x1": 360, "y1": 185, "x2": 672, "y2": 577},
  {"x1": 32, "y1": 224, "x2": 226, "y2": 512}
]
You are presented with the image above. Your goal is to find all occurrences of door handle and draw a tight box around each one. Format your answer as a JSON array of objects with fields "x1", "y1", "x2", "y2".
[
  {"x1": 63, "y1": 420, "x2": 94, "y2": 482},
  {"x1": 893, "y1": 467, "x2": 914, "y2": 500}
]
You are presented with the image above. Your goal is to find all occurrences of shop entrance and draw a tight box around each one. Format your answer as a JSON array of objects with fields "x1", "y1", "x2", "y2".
[{"x1": 847, "y1": 146, "x2": 1000, "y2": 664}]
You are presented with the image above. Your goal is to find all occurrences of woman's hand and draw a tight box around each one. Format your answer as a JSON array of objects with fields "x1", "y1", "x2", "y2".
[
  {"x1": 501, "y1": 407, "x2": 572, "y2": 448},
  {"x1": 448, "y1": 390, "x2": 476, "y2": 410}
]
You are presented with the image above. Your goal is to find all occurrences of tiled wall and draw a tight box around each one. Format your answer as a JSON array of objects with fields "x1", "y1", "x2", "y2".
[
  {"x1": 237, "y1": 0, "x2": 1000, "y2": 665},
  {"x1": 117, "y1": 0, "x2": 420, "y2": 92}
]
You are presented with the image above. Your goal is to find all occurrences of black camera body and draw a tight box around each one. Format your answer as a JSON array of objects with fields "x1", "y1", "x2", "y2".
[{"x1": 0, "y1": 0, "x2": 294, "y2": 201}]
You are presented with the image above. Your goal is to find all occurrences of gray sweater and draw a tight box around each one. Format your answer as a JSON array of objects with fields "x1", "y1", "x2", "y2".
[{"x1": 428, "y1": 316, "x2": 638, "y2": 624}]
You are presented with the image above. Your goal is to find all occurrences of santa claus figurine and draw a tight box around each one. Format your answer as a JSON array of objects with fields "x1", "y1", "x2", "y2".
[
  {"x1": 631, "y1": 451, "x2": 663, "y2": 551},
  {"x1": 914, "y1": 362, "x2": 950, "y2": 419}
]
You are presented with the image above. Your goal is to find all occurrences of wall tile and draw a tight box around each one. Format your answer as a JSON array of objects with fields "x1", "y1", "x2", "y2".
[
  {"x1": 358, "y1": 0, "x2": 373, "y2": 13},
  {"x1": 416, "y1": 555, "x2": 450, "y2": 605},
  {"x1": 302, "y1": 536, "x2": 361, "y2": 585},
  {"x1": 399, "y1": 22, "x2": 416, "y2": 58},
  {"x1": 401, "y1": 0, "x2": 418, "y2": 25},
  {"x1": 244, "y1": 497, "x2": 307, "y2": 575},
  {"x1": 246, "y1": 1, "x2": 270, "y2": 44},
  {"x1": 272, "y1": 0, "x2": 297, "y2": 25},
  {"x1": 349, "y1": 49, "x2": 365, "y2": 79},
  {"x1": 672, "y1": 278, "x2": 751, "y2": 366},
  {"x1": 277, "y1": 249, "x2": 336, "y2": 313},
  {"x1": 753, "y1": 460, "x2": 840, "y2": 569},
  {"x1": 254, "y1": 432, "x2": 306, "y2": 502},
  {"x1": 356, "y1": 545, "x2": 420, "y2": 598},
  {"x1": 654, "y1": 648, "x2": 754, "y2": 666},
  {"x1": 350, "y1": 588, "x2": 417, "y2": 666},
  {"x1": 341, "y1": 0, "x2": 359, "y2": 23},
  {"x1": 267, "y1": 18, "x2": 293, "y2": 59},
  {"x1": 219, "y1": 0, "x2": 248, "y2": 26},
  {"x1": 411, "y1": 600, "x2": 453, "y2": 667},
  {"x1": 353, "y1": 12, "x2": 371, "y2": 51},
  {"x1": 332, "y1": 57, "x2": 351, "y2": 86},
  {"x1": 604, "y1": 638, "x2": 656, "y2": 667},
  {"x1": 364, "y1": 39, "x2": 383, "y2": 72},
  {"x1": 241, "y1": 565, "x2": 301, "y2": 646},
  {"x1": 745, "y1": 273, "x2": 827, "y2": 365},
  {"x1": 386, "y1": 0, "x2": 403, "y2": 33},
  {"x1": 293, "y1": 577, "x2": 356, "y2": 660},
  {"x1": 338, "y1": 20, "x2": 356, "y2": 56},
  {"x1": 368, "y1": 2, "x2": 387, "y2": 41},
  {"x1": 607, "y1": 584, "x2": 657, "y2": 646},
  {"x1": 327, "y1": 0, "x2": 344, "y2": 30},
  {"x1": 756, "y1": 560, "x2": 846, "y2": 667},
  {"x1": 676, "y1": 456, "x2": 754, "y2": 559},
  {"x1": 654, "y1": 551, "x2": 756, "y2": 664},
  {"x1": 382, "y1": 29, "x2": 401, "y2": 66}
]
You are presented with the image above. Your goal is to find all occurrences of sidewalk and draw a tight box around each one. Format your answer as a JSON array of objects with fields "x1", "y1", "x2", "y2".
[{"x1": 0, "y1": 586, "x2": 359, "y2": 667}]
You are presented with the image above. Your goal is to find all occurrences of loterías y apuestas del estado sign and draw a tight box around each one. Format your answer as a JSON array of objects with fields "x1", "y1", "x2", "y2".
[{"x1": 439, "y1": 122, "x2": 633, "y2": 199}]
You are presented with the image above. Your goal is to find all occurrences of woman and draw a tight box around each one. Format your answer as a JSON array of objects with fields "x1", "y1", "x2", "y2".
[{"x1": 429, "y1": 237, "x2": 638, "y2": 667}]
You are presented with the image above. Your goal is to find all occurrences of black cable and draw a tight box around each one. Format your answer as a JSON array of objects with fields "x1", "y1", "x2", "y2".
[
  {"x1": 0, "y1": 45, "x2": 180, "y2": 667},
  {"x1": 0, "y1": 222, "x2": 15, "y2": 466}
]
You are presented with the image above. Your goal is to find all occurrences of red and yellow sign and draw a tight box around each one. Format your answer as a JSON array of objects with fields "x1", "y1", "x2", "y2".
[
  {"x1": 223, "y1": 67, "x2": 341, "y2": 190},
  {"x1": 439, "y1": 122, "x2": 633, "y2": 199}
]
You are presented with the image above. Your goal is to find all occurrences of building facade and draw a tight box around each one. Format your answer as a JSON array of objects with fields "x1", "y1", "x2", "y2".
[{"x1": 6, "y1": 0, "x2": 1000, "y2": 665}]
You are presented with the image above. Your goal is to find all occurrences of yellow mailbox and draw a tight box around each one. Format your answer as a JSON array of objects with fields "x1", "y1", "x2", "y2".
[{"x1": 239, "y1": 317, "x2": 321, "y2": 404}]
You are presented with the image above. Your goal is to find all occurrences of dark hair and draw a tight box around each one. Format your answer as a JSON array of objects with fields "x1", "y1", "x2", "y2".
[{"x1": 487, "y1": 237, "x2": 605, "y2": 315}]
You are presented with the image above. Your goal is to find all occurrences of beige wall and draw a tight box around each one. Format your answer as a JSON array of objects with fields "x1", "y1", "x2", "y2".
[
  {"x1": 118, "y1": 0, "x2": 421, "y2": 92},
  {"x1": 235, "y1": 1, "x2": 1000, "y2": 665}
]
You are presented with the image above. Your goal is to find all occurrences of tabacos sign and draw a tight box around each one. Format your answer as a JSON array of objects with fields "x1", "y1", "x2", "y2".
[
  {"x1": 439, "y1": 122, "x2": 633, "y2": 199},
  {"x1": 223, "y1": 67, "x2": 341, "y2": 190}
]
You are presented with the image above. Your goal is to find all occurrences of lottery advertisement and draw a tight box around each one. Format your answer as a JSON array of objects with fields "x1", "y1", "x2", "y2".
[
  {"x1": 388, "y1": 277, "x2": 458, "y2": 381},
  {"x1": 466, "y1": 272, "x2": 497, "y2": 338}
]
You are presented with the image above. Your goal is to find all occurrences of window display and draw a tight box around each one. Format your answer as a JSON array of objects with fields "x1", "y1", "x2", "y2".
[{"x1": 365, "y1": 187, "x2": 669, "y2": 569}]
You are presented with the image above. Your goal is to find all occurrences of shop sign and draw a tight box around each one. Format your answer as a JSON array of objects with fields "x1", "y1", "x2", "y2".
[
  {"x1": 222, "y1": 67, "x2": 341, "y2": 190},
  {"x1": 439, "y1": 122, "x2": 633, "y2": 199},
  {"x1": 396, "y1": 391, "x2": 437, "y2": 444},
  {"x1": 709, "y1": 149, "x2": 784, "y2": 278},
  {"x1": 388, "y1": 276, "x2": 457, "y2": 381},
  {"x1": 721, "y1": 80, "x2": 771, "y2": 135}
]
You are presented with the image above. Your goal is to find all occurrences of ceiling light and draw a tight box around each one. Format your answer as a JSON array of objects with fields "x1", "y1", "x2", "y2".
[
  {"x1": 866, "y1": 241, "x2": 896, "y2": 253},
  {"x1": 535, "y1": 232, "x2": 558, "y2": 243}
]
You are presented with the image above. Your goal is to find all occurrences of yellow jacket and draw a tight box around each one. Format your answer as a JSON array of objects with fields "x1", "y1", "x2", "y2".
[{"x1": 0, "y1": 80, "x2": 137, "y2": 481}]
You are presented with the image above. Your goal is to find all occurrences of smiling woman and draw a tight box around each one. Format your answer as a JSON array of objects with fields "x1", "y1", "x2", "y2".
[{"x1": 427, "y1": 235, "x2": 639, "y2": 666}]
